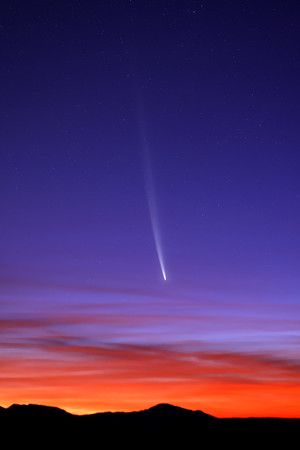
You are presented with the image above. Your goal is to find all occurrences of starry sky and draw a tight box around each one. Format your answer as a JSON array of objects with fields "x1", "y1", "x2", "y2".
[{"x1": 1, "y1": 0, "x2": 300, "y2": 417}]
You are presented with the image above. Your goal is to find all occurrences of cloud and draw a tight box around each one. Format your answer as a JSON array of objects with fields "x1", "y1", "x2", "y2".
[
  {"x1": 1, "y1": 269, "x2": 300, "y2": 416},
  {"x1": 2, "y1": 333, "x2": 300, "y2": 382},
  {"x1": 1, "y1": 337, "x2": 300, "y2": 417}
]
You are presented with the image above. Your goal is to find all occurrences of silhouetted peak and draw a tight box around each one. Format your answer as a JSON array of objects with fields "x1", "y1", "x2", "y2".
[
  {"x1": 146, "y1": 403, "x2": 190, "y2": 413},
  {"x1": 7, "y1": 403, "x2": 70, "y2": 417},
  {"x1": 141, "y1": 403, "x2": 214, "y2": 419}
]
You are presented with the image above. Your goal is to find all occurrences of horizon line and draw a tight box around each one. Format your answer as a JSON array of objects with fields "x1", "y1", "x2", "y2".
[{"x1": 2, "y1": 401, "x2": 300, "y2": 420}]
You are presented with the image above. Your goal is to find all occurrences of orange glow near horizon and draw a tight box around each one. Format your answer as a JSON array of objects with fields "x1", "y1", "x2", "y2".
[
  {"x1": 1, "y1": 343, "x2": 300, "y2": 417},
  {"x1": 1, "y1": 380, "x2": 300, "y2": 418}
]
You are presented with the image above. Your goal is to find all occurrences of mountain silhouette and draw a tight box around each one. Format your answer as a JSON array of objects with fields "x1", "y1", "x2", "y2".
[
  {"x1": 7, "y1": 403, "x2": 71, "y2": 418},
  {"x1": 1, "y1": 402, "x2": 299, "y2": 445},
  {"x1": 139, "y1": 402, "x2": 214, "y2": 418}
]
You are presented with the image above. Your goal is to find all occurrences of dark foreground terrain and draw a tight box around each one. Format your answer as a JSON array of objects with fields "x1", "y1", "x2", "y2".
[{"x1": 1, "y1": 403, "x2": 299, "y2": 446}]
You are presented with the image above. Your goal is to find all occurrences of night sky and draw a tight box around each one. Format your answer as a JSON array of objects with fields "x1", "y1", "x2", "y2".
[{"x1": 1, "y1": 1, "x2": 300, "y2": 416}]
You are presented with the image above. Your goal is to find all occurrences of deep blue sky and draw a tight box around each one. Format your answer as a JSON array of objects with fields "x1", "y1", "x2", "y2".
[{"x1": 1, "y1": 1, "x2": 300, "y2": 415}]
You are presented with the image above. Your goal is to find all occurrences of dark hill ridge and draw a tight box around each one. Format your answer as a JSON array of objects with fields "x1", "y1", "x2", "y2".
[
  {"x1": 1, "y1": 402, "x2": 212, "y2": 419},
  {"x1": 0, "y1": 402, "x2": 299, "y2": 421},
  {"x1": 87, "y1": 402, "x2": 214, "y2": 422},
  {"x1": 7, "y1": 403, "x2": 71, "y2": 417},
  {"x1": 1, "y1": 402, "x2": 300, "y2": 444},
  {"x1": 139, "y1": 402, "x2": 214, "y2": 418}
]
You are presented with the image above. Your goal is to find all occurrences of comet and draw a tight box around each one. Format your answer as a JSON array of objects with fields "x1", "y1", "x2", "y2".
[
  {"x1": 137, "y1": 99, "x2": 167, "y2": 281},
  {"x1": 144, "y1": 161, "x2": 167, "y2": 281},
  {"x1": 143, "y1": 142, "x2": 167, "y2": 282}
]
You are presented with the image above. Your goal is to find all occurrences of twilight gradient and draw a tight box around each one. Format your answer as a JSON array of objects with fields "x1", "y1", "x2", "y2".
[{"x1": 1, "y1": 1, "x2": 300, "y2": 416}]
